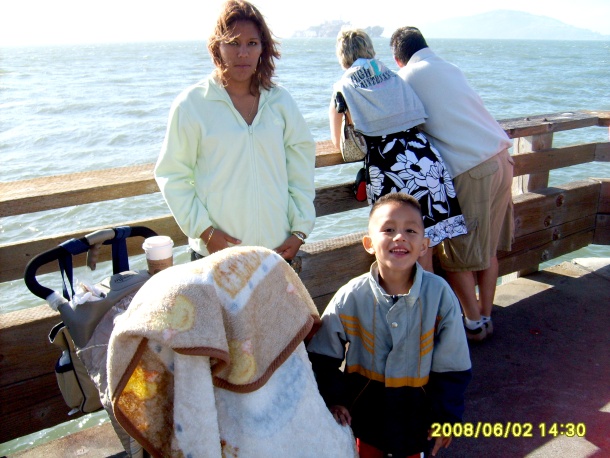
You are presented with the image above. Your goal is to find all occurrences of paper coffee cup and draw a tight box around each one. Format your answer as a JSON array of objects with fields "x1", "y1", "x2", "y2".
[{"x1": 142, "y1": 236, "x2": 174, "y2": 274}]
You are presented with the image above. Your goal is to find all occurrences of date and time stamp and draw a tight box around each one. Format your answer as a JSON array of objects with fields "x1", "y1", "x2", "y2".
[{"x1": 429, "y1": 422, "x2": 587, "y2": 439}]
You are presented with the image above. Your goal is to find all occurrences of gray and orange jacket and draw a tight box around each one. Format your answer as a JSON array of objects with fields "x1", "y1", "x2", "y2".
[{"x1": 307, "y1": 262, "x2": 472, "y2": 455}]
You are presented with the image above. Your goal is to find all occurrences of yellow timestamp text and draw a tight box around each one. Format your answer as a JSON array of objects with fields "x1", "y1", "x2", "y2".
[{"x1": 430, "y1": 422, "x2": 587, "y2": 439}]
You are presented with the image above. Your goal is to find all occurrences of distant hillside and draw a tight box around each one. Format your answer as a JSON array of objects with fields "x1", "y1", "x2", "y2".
[
  {"x1": 424, "y1": 10, "x2": 609, "y2": 40},
  {"x1": 293, "y1": 21, "x2": 384, "y2": 38}
]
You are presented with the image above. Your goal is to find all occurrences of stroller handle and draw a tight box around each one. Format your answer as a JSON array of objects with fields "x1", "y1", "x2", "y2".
[{"x1": 24, "y1": 225, "x2": 157, "y2": 301}]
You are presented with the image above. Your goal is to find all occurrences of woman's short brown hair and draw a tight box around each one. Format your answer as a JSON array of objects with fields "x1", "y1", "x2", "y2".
[{"x1": 207, "y1": 0, "x2": 280, "y2": 94}]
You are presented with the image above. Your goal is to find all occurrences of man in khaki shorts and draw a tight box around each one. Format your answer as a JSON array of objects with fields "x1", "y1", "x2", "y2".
[{"x1": 392, "y1": 26, "x2": 514, "y2": 341}]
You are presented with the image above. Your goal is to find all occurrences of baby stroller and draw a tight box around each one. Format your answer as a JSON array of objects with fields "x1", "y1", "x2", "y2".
[{"x1": 24, "y1": 225, "x2": 158, "y2": 458}]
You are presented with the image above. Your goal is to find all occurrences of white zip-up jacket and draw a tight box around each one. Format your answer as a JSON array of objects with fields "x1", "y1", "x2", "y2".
[
  {"x1": 398, "y1": 48, "x2": 512, "y2": 178},
  {"x1": 155, "y1": 75, "x2": 316, "y2": 255}
]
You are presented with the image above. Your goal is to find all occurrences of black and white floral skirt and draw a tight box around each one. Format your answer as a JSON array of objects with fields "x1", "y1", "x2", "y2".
[{"x1": 364, "y1": 128, "x2": 467, "y2": 247}]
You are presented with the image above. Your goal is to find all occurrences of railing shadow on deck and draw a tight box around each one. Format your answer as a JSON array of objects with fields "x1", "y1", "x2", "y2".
[{"x1": 1, "y1": 110, "x2": 609, "y2": 445}]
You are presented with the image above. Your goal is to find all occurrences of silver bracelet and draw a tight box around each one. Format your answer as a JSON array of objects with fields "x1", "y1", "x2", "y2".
[
  {"x1": 205, "y1": 227, "x2": 215, "y2": 247},
  {"x1": 292, "y1": 231, "x2": 306, "y2": 244}
]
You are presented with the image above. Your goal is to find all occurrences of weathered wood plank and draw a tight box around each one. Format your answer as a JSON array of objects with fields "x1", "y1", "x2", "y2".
[
  {"x1": 512, "y1": 133, "x2": 552, "y2": 194},
  {"x1": 591, "y1": 177, "x2": 610, "y2": 245},
  {"x1": 500, "y1": 110, "x2": 605, "y2": 138},
  {"x1": 3, "y1": 111, "x2": 608, "y2": 218},
  {"x1": 0, "y1": 306, "x2": 61, "y2": 387},
  {"x1": 2, "y1": 180, "x2": 601, "y2": 284},
  {"x1": 301, "y1": 212, "x2": 598, "y2": 300},
  {"x1": 505, "y1": 216, "x2": 595, "y2": 256},
  {"x1": 0, "y1": 143, "x2": 344, "y2": 218},
  {"x1": 512, "y1": 180, "x2": 599, "y2": 238},
  {"x1": 314, "y1": 140, "x2": 344, "y2": 168},
  {"x1": 595, "y1": 142, "x2": 610, "y2": 162},
  {"x1": 593, "y1": 214, "x2": 610, "y2": 245},
  {"x1": 0, "y1": 373, "x2": 84, "y2": 444},
  {"x1": 300, "y1": 231, "x2": 374, "y2": 301},
  {"x1": 587, "y1": 109, "x2": 610, "y2": 127},
  {"x1": 498, "y1": 230, "x2": 594, "y2": 277},
  {"x1": 512, "y1": 143, "x2": 597, "y2": 177},
  {"x1": 0, "y1": 165, "x2": 158, "y2": 218},
  {"x1": 0, "y1": 216, "x2": 187, "y2": 284},
  {"x1": 0, "y1": 307, "x2": 84, "y2": 443},
  {"x1": 312, "y1": 292, "x2": 336, "y2": 315},
  {"x1": 592, "y1": 215, "x2": 610, "y2": 245},
  {"x1": 315, "y1": 183, "x2": 369, "y2": 216},
  {"x1": 597, "y1": 179, "x2": 610, "y2": 214},
  {"x1": 0, "y1": 181, "x2": 366, "y2": 284}
]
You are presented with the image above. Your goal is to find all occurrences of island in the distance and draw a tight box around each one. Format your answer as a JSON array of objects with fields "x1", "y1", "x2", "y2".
[
  {"x1": 291, "y1": 11, "x2": 609, "y2": 41},
  {"x1": 293, "y1": 20, "x2": 383, "y2": 38}
]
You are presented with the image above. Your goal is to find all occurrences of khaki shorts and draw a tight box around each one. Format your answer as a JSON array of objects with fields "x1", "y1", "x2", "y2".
[{"x1": 438, "y1": 149, "x2": 514, "y2": 272}]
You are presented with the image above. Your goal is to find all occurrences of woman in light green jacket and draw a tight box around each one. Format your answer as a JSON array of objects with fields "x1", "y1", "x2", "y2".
[{"x1": 155, "y1": 0, "x2": 316, "y2": 261}]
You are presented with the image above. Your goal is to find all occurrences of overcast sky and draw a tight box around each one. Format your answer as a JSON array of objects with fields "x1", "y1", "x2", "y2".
[{"x1": 2, "y1": 0, "x2": 609, "y2": 46}]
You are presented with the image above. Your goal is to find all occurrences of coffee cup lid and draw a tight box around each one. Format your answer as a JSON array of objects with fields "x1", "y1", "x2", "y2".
[{"x1": 142, "y1": 235, "x2": 174, "y2": 250}]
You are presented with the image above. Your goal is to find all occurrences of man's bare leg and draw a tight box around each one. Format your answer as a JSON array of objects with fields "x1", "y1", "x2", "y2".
[
  {"x1": 475, "y1": 255, "x2": 499, "y2": 335},
  {"x1": 476, "y1": 256, "x2": 498, "y2": 317},
  {"x1": 445, "y1": 270, "x2": 479, "y2": 321},
  {"x1": 446, "y1": 269, "x2": 486, "y2": 341}
]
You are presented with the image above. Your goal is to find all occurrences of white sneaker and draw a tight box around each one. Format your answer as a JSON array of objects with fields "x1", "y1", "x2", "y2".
[
  {"x1": 484, "y1": 319, "x2": 494, "y2": 336},
  {"x1": 465, "y1": 324, "x2": 487, "y2": 342}
]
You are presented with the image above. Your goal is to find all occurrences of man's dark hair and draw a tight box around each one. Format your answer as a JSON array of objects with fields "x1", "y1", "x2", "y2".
[{"x1": 390, "y1": 27, "x2": 428, "y2": 65}]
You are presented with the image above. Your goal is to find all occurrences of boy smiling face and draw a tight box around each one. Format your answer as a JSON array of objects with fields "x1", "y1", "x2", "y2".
[{"x1": 363, "y1": 198, "x2": 429, "y2": 294}]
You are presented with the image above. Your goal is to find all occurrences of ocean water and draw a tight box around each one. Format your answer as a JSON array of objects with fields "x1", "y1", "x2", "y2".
[
  {"x1": 1, "y1": 38, "x2": 610, "y2": 315},
  {"x1": 1, "y1": 37, "x2": 609, "y2": 454}
]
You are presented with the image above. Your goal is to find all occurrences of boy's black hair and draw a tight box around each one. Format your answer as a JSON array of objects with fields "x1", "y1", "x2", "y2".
[{"x1": 369, "y1": 192, "x2": 422, "y2": 220}]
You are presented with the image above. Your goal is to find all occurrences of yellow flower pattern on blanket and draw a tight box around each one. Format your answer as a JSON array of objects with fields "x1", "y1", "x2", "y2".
[
  {"x1": 119, "y1": 364, "x2": 161, "y2": 431},
  {"x1": 227, "y1": 339, "x2": 256, "y2": 384},
  {"x1": 124, "y1": 364, "x2": 159, "y2": 400},
  {"x1": 106, "y1": 247, "x2": 355, "y2": 458},
  {"x1": 213, "y1": 250, "x2": 264, "y2": 298},
  {"x1": 146, "y1": 294, "x2": 196, "y2": 340}
]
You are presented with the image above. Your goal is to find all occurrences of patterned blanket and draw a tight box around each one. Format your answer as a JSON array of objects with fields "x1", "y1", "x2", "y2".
[{"x1": 107, "y1": 246, "x2": 357, "y2": 457}]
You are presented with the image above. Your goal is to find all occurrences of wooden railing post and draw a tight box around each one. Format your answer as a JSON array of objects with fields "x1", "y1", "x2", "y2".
[
  {"x1": 511, "y1": 133, "x2": 553, "y2": 276},
  {"x1": 593, "y1": 177, "x2": 610, "y2": 245},
  {"x1": 512, "y1": 133, "x2": 553, "y2": 194}
]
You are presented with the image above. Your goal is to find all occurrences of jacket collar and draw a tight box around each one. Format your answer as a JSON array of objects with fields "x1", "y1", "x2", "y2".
[
  {"x1": 368, "y1": 261, "x2": 423, "y2": 308},
  {"x1": 409, "y1": 47, "x2": 435, "y2": 65},
  {"x1": 202, "y1": 73, "x2": 270, "y2": 105}
]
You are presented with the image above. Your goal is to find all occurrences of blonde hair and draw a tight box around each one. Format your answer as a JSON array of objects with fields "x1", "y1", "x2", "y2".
[{"x1": 336, "y1": 27, "x2": 375, "y2": 69}]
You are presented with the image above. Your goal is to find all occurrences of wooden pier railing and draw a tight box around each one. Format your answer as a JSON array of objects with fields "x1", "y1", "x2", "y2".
[{"x1": 1, "y1": 110, "x2": 609, "y2": 445}]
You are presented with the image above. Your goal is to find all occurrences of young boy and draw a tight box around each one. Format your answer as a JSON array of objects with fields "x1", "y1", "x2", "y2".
[{"x1": 307, "y1": 193, "x2": 472, "y2": 457}]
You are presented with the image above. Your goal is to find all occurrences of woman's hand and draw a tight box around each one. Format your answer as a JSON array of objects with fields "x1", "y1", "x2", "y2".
[
  {"x1": 329, "y1": 405, "x2": 351, "y2": 426},
  {"x1": 201, "y1": 227, "x2": 241, "y2": 255},
  {"x1": 274, "y1": 234, "x2": 303, "y2": 260}
]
